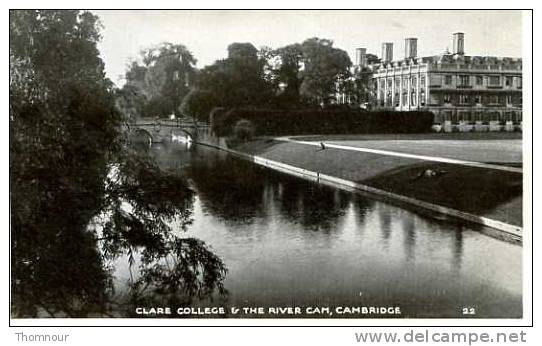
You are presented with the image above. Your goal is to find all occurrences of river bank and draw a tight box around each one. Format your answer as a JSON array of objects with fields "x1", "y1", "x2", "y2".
[{"x1": 212, "y1": 133, "x2": 523, "y2": 240}]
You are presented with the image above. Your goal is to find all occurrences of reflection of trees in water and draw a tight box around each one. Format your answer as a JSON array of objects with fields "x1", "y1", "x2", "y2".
[
  {"x1": 351, "y1": 195, "x2": 374, "y2": 230},
  {"x1": 185, "y1": 151, "x2": 362, "y2": 235},
  {"x1": 379, "y1": 208, "x2": 393, "y2": 241},
  {"x1": 184, "y1": 153, "x2": 269, "y2": 224},
  {"x1": 184, "y1": 148, "x2": 377, "y2": 237},
  {"x1": 277, "y1": 181, "x2": 351, "y2": 233}
]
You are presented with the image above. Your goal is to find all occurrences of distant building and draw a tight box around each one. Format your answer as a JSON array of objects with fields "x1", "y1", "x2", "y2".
[{"x1": 345, "y1": 33, "x2": 522, "y2": 124}]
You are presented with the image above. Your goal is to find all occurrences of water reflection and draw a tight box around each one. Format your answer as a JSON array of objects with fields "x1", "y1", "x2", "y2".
[
  {"x1": 12, "y1": 140, "x2": 522, "y2": 318},
  {"x1": 149, "y1": 143, "x2": 522, "y2": 318}
]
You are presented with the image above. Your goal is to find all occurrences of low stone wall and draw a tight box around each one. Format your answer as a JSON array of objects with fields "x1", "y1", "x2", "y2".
[{"x1": 432, "y1": 121, "x2": 522, "y2": 133}]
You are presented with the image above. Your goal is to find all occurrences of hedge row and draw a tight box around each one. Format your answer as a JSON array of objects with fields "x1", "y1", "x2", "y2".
[{"x1": 211, "y1": 108, "x2": 435, "y2": 136}]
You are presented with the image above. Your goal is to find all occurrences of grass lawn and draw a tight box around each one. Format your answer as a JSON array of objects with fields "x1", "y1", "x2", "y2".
[
  {"x1": 294, "y1": 131, "x2": 523, "y2": 142},
  {"x1": 233, "y1": 137, "x2": 523, "y2": 226}
]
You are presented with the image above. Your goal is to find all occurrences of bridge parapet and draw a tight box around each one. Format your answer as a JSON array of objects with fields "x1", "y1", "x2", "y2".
[{"x1": 129, "y1": 117, "x2": 210, "y2": 143}]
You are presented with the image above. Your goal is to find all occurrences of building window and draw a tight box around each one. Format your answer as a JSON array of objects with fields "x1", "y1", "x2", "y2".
[
  {"x1": 516, "y1": 77, "x2": 522, "y2": 89},
  {"x1": 505, "y1": 76, "x2": 513, "y2": 87},
  {"x1": 489, "y1": 76, "x2": 500, "y2": 86},
  {"x1": 506, "y1": 95, "x2": 513, "y2": 105},
  {"x1": 403, "y1": 78, "x2": 409, "y2": 89},
  {"x1": 490, "y1": 95, "x2": 499, "y2": 104},
  {"x1": 394, "y1": 93, "x2": 400, "y2": 107},
  {"x1": 459, "y1": 94, "x2": 469, "y2": 104},
  {"x1": 402, "y1": 91, "x2": 408, "y2": 106},
  {"x1": 387, "y1": 78, "x2": 393, "y2": 89},
  {"x1": 459, "y1": 75, "x2": 470, "y2": 86},
  {"x1": 476, "y1": 76, "x2": 483, "y2": 85},
  {"x1": 411, "y1": 91, "x2": 417, "y2": 106},
  {"x1": 459, "y1": 111, "x2": 471, "y2": 123},
  {"x1": 444, "y1": 75, "x2": 452, "y2": 85},
  {"x1": 412, "y1": 76, "x2": 417, "y2": 89},
  {"x1": 430, "y1": 74, "x2": 441, "y2": 86},
  {"x1": 474, "y1": 95, "x2": 482, "y2": 104},
  {"x1": 420, "y1": 76, "x2": 426, "y2": 88},
  {"x1": 420, "y1": 90, "x2": 425, "y2": 106},
  {"x1": 443, "y1": 94, "x2": 451, "y2": 104}
]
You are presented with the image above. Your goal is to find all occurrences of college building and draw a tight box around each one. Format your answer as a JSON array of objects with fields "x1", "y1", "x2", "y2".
[{"x1": 349, "y1": 33, "x2": 523, "y2": 127}]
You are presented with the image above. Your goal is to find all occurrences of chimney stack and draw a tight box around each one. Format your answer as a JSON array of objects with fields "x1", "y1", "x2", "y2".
[
  {"x1": 404, "y1": 38, "x2": 418, "y2": 59},
  {"x1": 355, "y1": 48, "x2": 367, "y2": 68},
  {"x1": 453, "y1": 32, "x2": 465, "y2": 55},
  {"x1": 381, "y1": 43, "x2": 393, "y2": 63}
]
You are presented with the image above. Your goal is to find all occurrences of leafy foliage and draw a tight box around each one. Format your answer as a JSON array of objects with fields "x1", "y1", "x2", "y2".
[
  {"x1": 298, "y1": 38, "x2": 352, "y2": 105},
  {"x1": 181, "y1": 37, "x2": 354, "y2": 117},
  {"x1": 193, "y1": 42, "x2": 275, "y2": 110},
  {"x1": 119, "y1": 43, "x2": 197, "y2": 118},
  {"x1": 10, "y1": 10, "x2": 226, "y2": 317},
  {"x1": 179, "y1": 89, "x2": 215, "y2": 122}
]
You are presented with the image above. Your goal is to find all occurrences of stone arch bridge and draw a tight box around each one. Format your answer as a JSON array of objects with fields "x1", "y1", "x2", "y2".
[{"x1": 127, "y1": 117, "x2": 211, "y2": 144}]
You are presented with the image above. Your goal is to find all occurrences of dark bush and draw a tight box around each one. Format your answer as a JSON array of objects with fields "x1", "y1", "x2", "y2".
[
  {"x1": 212, "y1": 107, "x2": 435, "y2": 136},
  {"x1": 209, "y1": 107, "x2": 227, "y2": 134},
  {"x1": 233, "y1": 119, "x2": 255, "y2": 141}
]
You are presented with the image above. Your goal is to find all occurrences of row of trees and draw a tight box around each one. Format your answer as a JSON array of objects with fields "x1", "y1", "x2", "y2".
[{"x1": 118, "y1": 38, "x2": 374, "y2": 121}]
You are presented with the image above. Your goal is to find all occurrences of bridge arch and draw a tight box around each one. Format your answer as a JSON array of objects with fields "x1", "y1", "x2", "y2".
[
  {"x1": 129, "y1": 118, "x2": 209, "y2": 144},
  {"x1": 170, "y1": 128, "x2": 195, "y2": 142},
  {"x1": 131, "y1": 128, "x2": 153, "y2": 146}
]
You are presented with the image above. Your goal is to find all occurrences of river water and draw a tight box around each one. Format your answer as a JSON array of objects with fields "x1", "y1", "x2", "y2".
[{"x1": 111, "y1": 141, "x2": 522, "y2": 318}]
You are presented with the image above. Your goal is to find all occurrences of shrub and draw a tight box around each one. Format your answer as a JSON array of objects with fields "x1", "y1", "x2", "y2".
[{"x1": 233, "y1": 119, "x2": 255, "y2": 141}]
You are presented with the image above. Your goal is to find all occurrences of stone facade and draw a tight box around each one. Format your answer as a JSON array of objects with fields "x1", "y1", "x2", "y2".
[{"x1": 345, "y1": 33, "x2": 523, "y2": 125}]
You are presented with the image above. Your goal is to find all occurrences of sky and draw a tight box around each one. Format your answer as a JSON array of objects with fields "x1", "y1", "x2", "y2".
[{"x1": 92, "y1": 10, "x2": 524, "y2": 86}]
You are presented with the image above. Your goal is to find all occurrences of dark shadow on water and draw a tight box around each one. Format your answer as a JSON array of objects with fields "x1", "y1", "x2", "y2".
[{"x1": 154, "y1": 144, "x2": 368, "y2": 235}]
